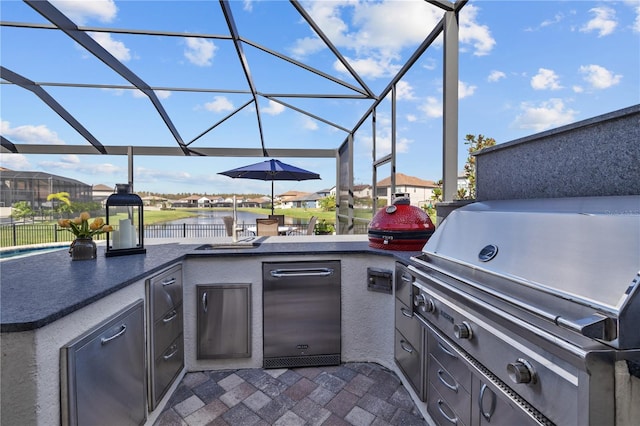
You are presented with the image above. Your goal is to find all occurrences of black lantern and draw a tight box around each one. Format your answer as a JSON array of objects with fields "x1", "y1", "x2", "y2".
[{"x1": 105, "y1": 184, "x2": 146, "y2": 257}]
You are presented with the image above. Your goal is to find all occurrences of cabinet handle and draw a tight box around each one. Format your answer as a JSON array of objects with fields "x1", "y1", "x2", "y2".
[
  {"x1": 437, "y1": 369, "x2": 459, "y2": 393},
  {"x1": 161, "y1": 277, "x2": 177, "y2": 286},
  {"x1": 163, "y1": 344, "x2": 179, "y2": 360},
  {"x1": 100, "y1": 325, "x2": 127, "y2": 345},
  {"x1": 401, "y1": 274, "x2": 412, "y2": 283},
  {"x1": 438, "y1": 342, "x2": 458, "y2": 359},
  {"x1": 270, "y1": 268, "x2": 333, "y2": 277},
  {"x1": 400, "y1": 307, "x2": 413, "y2": 318},
  {"x1": 163, "y1": 310, "x2": 178, "y2": 323},
  {"x1": 202, "y1": 292, "x2": 208, "y2": 313},
  {"x1": 399, "y1": 340, "x2": 414, "y2": 354},
  {"x1": 478, "y1": 383, "x2": 496, "y2": 421},
  {"x1": 437, "y1": 399, "x2": 458, "y2": 424}
]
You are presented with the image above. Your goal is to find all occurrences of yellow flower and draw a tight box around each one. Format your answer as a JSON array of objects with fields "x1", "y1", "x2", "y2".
[
  {"x1": 89, "y1": 217, "x2": 104, "y2": 230},
  {"x1": 59, "y1": 212, "x2": 111, "y2": 239}
]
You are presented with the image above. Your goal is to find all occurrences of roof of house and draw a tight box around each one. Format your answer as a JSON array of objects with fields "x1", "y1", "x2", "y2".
[
  {"x1": 377, "y1": 173, "x2": 437, "y2": 188},
  {"x1": 92, "y1": 184, "x2": 114, "y2": 191}
]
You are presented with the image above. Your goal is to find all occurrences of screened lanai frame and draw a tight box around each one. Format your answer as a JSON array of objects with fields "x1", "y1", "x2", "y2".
[{"x1": 1, "y1": 0, "x2": 468, "y2": 234}]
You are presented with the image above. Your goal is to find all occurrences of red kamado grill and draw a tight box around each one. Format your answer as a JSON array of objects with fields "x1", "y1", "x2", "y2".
[{"x1": 368, "y1": 194, "x2": 435, "y2": 251}]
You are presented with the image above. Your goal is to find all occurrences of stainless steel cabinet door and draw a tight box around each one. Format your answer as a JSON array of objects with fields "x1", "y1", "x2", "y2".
[
  {"x1": 197, "y1": 284, "x2": 251, "y2": 359},
  {"x1": 61, "y1": 300, "x2": 146, "y2": 426},
  {"x1": 263, "y1": 260, "x2": 341, "y2": 359}
]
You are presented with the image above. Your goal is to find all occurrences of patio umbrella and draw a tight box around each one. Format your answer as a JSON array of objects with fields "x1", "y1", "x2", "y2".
[{"x1": 218, "y1": 159, "x2": 321, "y2": 215}]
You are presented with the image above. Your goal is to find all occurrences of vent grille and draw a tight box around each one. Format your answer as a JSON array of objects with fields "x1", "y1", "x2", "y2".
[{"x1": 264, "y1": 354, "x2": 341, "y2": 369}]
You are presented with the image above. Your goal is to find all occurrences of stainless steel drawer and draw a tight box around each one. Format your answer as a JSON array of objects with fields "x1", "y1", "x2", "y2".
[
  {"x1": 427, "y1": 382, "x2": 469, "y2": 426},
  {"x1": 153, "y1": 334, "x2": 184, "y2": 402},
  {"x1": 153, "y1": 304, "x2": 183, "y2": 356},
  {"x1": 395, "y1": 298, "x2": 421, "y2": 347},
  {"x1": 429, "y1": 331, "x2": 472, "y2": 393},
  {"x1": 394, "y1": 328, "x2": 424, "y2": 401},
  {"x1": 148, "y1": 264, "x2": 182, "y2": 321},
  {"x1": 429, "y1": 354, "x2": 471, "y2": 423},
  {"x1": 395, "y1": 263, "x2": 414, "y2": 307}
]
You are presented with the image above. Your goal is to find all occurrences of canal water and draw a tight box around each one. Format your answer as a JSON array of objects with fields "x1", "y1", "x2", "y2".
[
  {"x1": 165, "y1": 210, "x2": 265, "y2": 226},
  {"x1": 163, "y1": 210, "x2": 307, "y2": 226}
]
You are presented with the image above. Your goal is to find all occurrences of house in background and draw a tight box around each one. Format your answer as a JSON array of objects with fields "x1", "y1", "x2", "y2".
[
  {"x1": 376, "y1": 173, "x2": 438, "y2": 207},
  {"x1": 0, "y1": 168, "x2": 92, "y2": 212},
  {"x1": 92, "y1": 184, "x2": 115, "y2": 205},
  {"x1": 281, "y1": 192, "x2": 323, "y2": 209}
]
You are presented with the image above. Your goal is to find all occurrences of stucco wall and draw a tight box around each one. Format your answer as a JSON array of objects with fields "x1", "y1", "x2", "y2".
[{"x1": 475, "y1": 105, "x2": 640, "y2": 201}]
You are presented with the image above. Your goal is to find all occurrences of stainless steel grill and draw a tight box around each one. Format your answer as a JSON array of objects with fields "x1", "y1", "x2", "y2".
[{"x1": 407, "y1": 195, "x2": 640, "y2": 426}]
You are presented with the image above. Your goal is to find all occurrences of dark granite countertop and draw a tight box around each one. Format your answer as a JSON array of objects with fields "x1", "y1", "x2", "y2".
[{"x1": 1, "y1": 238, "x2": 419, "y2": 332}]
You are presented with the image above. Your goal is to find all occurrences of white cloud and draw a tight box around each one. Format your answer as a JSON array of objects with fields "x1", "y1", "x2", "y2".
[
  {"x1": 294, "y1": 0, "x2": 494, "y2": 77},
  {"x1": 135, "y1": 166, "x2": 192, "y2": 183},
  {"x1": 512, "y1": 99, "x2": 577, "y2": 132},
  {"x1": 418, "y1": 97, "x2": 442, "y2": 119},
  {"x1": 204, "y1": 96, "x2": 234, "y2": 113},
  {"x1": 184, "y1": 37, "x2": 217, "y2": 67},
  {"x1": 487, "y1": 70, "x2": 506, "y2": 83},
  {"x1": 39, "y1": 155, "x2": 121, "y2": 175},
  {"x1": 572, "y1": 85, "x2": 584, "y2": 93},
  {"x1": 580, "y1": 7, "x2": 617, "y2": 37},
  {"x1": 88, "y1": 32, "x2": 131, "y2": 61},
  {"x1": 395, "y1": 81, "x2": 416, "y2": 100},
  {"x1": 406, "y1": 114, "x2": 417, "y2": 122},
  {"x1": 302, "y1": 117, "x2": 319, "y2": 131},
  {"x1": 0, "y1": 153, "x2": 31, "y2": 170},
  {"x1": 1, "y1": 120, "x2": 65, "y2": 145},
  {"x1": 459, "y1": 4, "x2": 496, "y2": 56},
  {"x1": 155, "y1": 90, "x2": 171, "y2": 100},
  {"x1": 531, "y1": 68, "x2": 563, "y2": 90},
  {"x1": 335, "y1": 56, "x2": 401, "y2": 79},
  {"x1": 261, "y1": 100, "x2": 285, "y2": 115},
  {"x1": 579, "y1": 64, "x2": 622, "y2": 89},
  {"x1": 631, "y1": 3, "x2": 640, "y2": 33},
  {"x1": 51, "y1": 0, "x2": 117, "y2": 25},
  {"x1": 459, "y1": 81, "x2": 476, "y2": 99}
]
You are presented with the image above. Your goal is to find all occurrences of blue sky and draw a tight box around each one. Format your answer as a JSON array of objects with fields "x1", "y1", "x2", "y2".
[{"x1": 1, "y1": 0, "x2": 639, "y2": 196}]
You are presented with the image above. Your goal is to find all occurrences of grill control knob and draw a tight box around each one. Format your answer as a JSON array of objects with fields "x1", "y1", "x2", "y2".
[
  {"x1": 507, "y1": 359, "x2": 536, "y2": 384},
  {"x1": 421, "y1": 298, "x2": 435, "y2": 313},
  {"x1": 413, "y1": 293, "x2": 426, "y2": 308},
  {"x1": 453, "y1": 322, "x2": 472, "y2": 339}
]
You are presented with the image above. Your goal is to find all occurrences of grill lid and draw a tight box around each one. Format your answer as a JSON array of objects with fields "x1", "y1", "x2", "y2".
[{"x1": 416, "y1": 195, "x2": 640, "y2": 348}]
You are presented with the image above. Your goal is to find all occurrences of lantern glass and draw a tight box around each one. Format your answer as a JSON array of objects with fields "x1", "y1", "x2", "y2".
[{"x1": 105, "y1": 184, "x2": 146, "y2": 257}]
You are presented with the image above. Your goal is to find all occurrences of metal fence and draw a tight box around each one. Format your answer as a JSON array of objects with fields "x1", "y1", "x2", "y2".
[{"x1": 1, "y1": 222, "x2": 370, "y2": 248}]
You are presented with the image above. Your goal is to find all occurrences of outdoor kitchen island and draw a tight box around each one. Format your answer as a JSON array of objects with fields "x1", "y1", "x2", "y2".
[
  {"x1": 2, "y1": 230, "x2": 639, "y2": 426},
  {"x1": 0, "y1": 236, "x2": 425, "y2": 426}
]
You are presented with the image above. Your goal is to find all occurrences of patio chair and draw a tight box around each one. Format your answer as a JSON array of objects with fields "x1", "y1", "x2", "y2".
[
  {"x1": 306, "y1": 216, "x2": 317, "y2": 235},
  {"x1": 222, "y1": 216, "x2": 234, "y2": 237},
  {"x1": 256, "y1": 219, "x2": 279, "y2": 236},
  {"x1": 268, "y1": 214, "x2": 285, "y2": 227}
]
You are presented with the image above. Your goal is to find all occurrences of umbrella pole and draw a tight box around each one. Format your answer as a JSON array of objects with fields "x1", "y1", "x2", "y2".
[{"x1": 271, "y1": 181, "x2": 275, "y2": 216}]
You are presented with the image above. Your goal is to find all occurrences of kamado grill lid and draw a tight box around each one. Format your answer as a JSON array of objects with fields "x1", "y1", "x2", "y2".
[{"x1": 368, "y1": 194, "x2": 435, "y2": 251}]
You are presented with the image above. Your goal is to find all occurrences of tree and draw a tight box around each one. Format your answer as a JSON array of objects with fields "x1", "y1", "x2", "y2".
[
  {"x1": 47, "y1": 192, "x2": 73, "y2": 216},
  {"x1": 460, "y1": 134, "x2": 496, "y2": 199},
  {"x1": 10, "y1": 201, "x2": 34, "y2": 222},
  {"x1": 319, "y1": 194, "x2": 336, "y2": 212}
]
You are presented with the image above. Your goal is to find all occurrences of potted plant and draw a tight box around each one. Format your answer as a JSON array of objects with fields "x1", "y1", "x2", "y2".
[
  {"x1": 58, "y1": 212, "x2": 112, "y2": 260},
  {"x1": 314, "y1": 219, "x2": 335, "y2": 235}
]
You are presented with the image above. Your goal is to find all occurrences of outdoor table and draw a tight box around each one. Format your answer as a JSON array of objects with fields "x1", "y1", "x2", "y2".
[{"x1": 246, "y1": 226, "x2": 298, "y2": 236}]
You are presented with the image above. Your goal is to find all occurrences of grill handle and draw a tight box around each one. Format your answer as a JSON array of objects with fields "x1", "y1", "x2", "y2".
[{"x1": 556, "y1": 313, "x2": 617, "y2": 341}]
